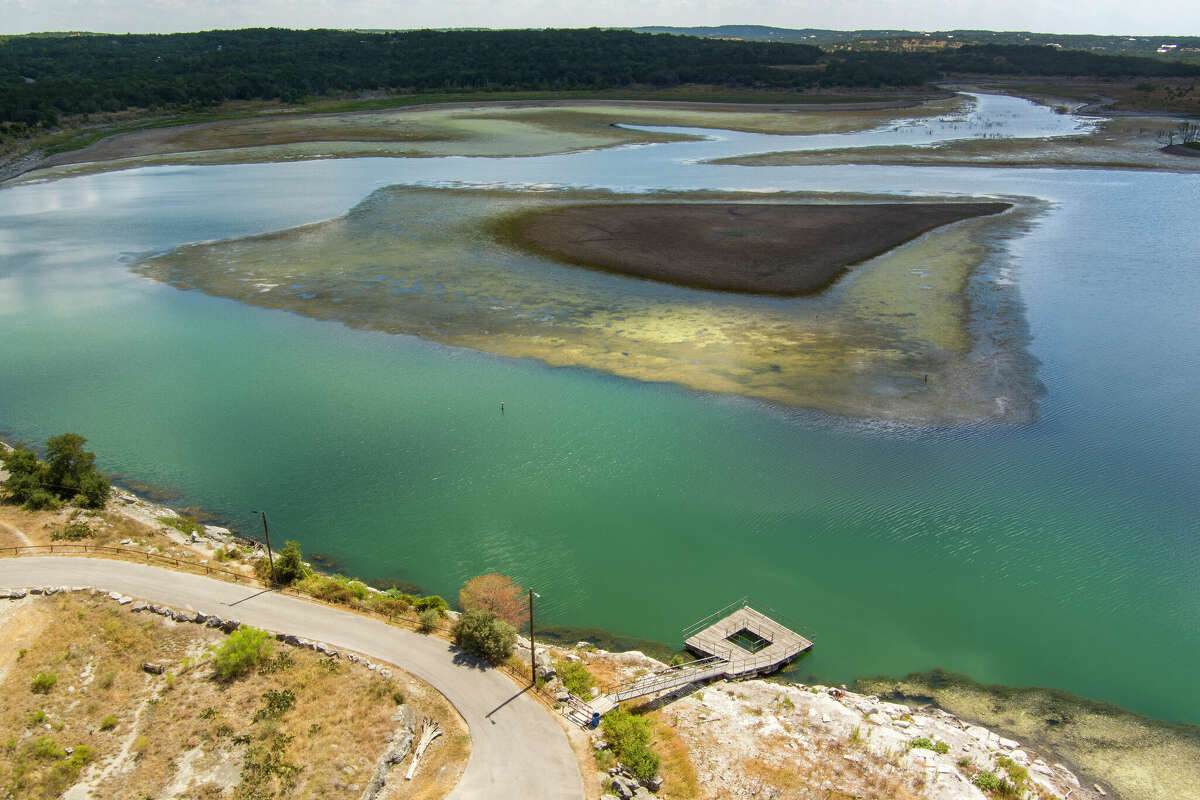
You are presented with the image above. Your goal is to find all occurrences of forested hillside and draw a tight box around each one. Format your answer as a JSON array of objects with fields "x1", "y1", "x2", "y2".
[{"x1": 3, "y1": 28, "x2": 1198, "y2": 132}]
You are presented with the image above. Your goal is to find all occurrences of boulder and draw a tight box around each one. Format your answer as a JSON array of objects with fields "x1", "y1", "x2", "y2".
[
  {"x1": 219, "y1": 619, "x2": 240, "y2": 633},
  {"x1": 29, "y1": 587, "x2": 43, "y2": 595},
  {"x1": 205, "y1": 615, "x2": 224, "y2": 629},
  {"x1": 130, "y1": 601, "x2": 149, "y2": 612},
  {"x1": 997, "y1": 736, "x2": 1019, "y2": 750},
  {"x1": 171, "y1": 609, "x2": 199, "y2": 623},
  {"x1": 142, "y1": 663, "x2": 166, "y2": 675},
  {"x1": 116, "y1": 596, "x2": 133, "y2": 605},
  {"x1": 150, "y1": 604, "x2": 170, "y2": 616}
]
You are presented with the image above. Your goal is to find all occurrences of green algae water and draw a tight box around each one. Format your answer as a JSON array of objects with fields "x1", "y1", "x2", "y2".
[{"x1": 2, "y1": 95, "x2": 1198, "y2": 729}]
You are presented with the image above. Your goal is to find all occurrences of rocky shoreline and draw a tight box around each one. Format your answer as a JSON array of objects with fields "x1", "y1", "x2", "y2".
[{"x1": 519, "y1": 641, "x2": 1100, "y2": 800}]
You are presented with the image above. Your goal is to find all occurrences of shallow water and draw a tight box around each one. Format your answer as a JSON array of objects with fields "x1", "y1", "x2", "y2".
[{"x1": 2, "y1": 94, "x2": 1198, "y2": 724}]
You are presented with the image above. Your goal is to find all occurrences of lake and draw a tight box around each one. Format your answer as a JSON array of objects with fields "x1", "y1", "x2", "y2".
[{"x1": 2, "y1": 94, "x2": 1198, "y2": 724}]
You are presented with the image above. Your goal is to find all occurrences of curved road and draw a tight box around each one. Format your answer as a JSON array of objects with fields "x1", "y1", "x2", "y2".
[{"x1": 0, "y1": 557, "x2": 583, "y2": 799}]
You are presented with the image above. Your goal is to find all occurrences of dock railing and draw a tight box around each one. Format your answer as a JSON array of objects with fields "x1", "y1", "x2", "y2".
[{"x1": 681, "y1": 596, "x2": 751, "y2": 638}]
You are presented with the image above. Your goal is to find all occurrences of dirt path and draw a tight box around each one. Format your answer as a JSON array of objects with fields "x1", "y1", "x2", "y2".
[{"x1": 0, "y1": 520, "x2": 32, "y2": 547}]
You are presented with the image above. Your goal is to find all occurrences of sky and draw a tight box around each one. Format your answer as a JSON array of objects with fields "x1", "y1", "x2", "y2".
[{"x1": 5, "y1": 0, "x2": 1198, "y2": 37}]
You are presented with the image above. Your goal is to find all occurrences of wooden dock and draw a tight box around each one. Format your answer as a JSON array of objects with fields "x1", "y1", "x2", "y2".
[
  {"x1": 683, "y1": 603, "x2": 813, "y2": 673},
  {"x1": 585, "y1": 599, "x2": 812, "y2": 719}
]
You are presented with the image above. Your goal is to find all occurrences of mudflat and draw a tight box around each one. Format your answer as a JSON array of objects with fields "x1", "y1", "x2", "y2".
[{"x1": 501, "y1": 202, "x2": 1012, "y2": 294}]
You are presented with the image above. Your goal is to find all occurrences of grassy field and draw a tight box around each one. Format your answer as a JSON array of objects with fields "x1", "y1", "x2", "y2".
[{"x1": 0, "y1": 593, "x2": 467, "y2": 799}]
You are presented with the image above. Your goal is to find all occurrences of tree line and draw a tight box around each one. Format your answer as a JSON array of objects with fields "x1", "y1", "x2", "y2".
[{"x1": 3, "y1": 29, "x2": 1198, "y2": 131}]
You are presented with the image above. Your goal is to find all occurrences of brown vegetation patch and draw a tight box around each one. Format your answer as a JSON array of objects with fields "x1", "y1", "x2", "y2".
[
  {"x1": 496, "y1": 202, "x2": 1011, "y2": 294},
  {"x1": 0, "y1": 594, "x2": 465, "y2": 799}
]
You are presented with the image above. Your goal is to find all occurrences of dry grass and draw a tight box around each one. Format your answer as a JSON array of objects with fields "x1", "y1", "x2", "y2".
[
  {"x1": 0, "y1": 593, "x2": 465, "y2": 799},
  {"x1": 644, "y1": 709, "x2": 699, "y2": 799}
]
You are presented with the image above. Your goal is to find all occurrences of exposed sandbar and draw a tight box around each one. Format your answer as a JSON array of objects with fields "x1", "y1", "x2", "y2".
[
  {"x1": 136, "y1": 187, "x2": 1041, "y2": 426},
  {"x1": 498, "y1": 202, "x2": 1010, "y2": 295}
]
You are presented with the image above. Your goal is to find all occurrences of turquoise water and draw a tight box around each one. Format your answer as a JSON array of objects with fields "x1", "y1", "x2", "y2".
[{"x1": 2, "y1": 96, "x2": 1198, "y2": 723}]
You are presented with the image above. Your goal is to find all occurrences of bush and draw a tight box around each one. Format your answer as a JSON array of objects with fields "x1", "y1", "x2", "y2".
[
  {"x1": 367, "y1": 593, "x2": 411, "y2": 618},
  {"x1": 911, "y1": 736, "x2": 948, "y2": 753},
  {"x1": 601, "y1": 708, "x2": 659, "y2": 782},
  {"x1": 452, "y1": 610, "x2": 517, "y2": 664},
  {"x1": 28, "y1": 736, "x2": 65, "y2": 760},
  {"x1": 254, "y1": 688, "x2": 296, "y2": 722},
  {"x1": 414, "y1": 595, "x2": 448, "y2": 614},
  {"x1": 418, "y1": 608, "x2": 440, "y2": 633},
  {"x1": 554, "y1": 660, "x2": 596, "y2": 697},
  {"x1": 30, "y1": 671, "x2": 57, "y2": 694},
  {"x1": 52, "y1": 520, "x2": 93, "y2": 541},
  {"x1": 972, "y1": 770, "x2": 1017, "y2": 794},
  {"x1": 99, "y1": 715, "x2": 118, "y2": 731},
  {"x1": 297, "y1": 574, "x2": 358, "y2": 604},
  {"x1": 211, "y1": 627, "x2": 273, "y2": 680}
]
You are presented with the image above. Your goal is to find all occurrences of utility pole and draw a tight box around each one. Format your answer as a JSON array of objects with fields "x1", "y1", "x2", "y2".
[
  {"x1": 252, "y1": 510, "x2": 275, "y2": 585},
  {"x1": 529, "y1": 588, "x2": 540, "y2": 686}
]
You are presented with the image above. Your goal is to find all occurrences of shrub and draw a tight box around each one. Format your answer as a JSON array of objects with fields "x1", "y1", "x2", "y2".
[
  {"x1": 28, "y1": 736, "x2": 65, "y2": 760},
  {"x1": 911, "y1": 736, "x2": 948, "y2": 753},
  {"x1": 972, "y1": 770, "x2": 1017, "y2": 794},
  {"x1": 367, "y1": 593, "x2": 410, "y2": 618},
  {"x1": 452, "y1": 610, "x2": 517, "y2": 664},
  {"x1": 30, "y1": 671, "x2": 57, "y2": 694},
  {"x1": 414, "y1": 595, "x2": 448, "y2": 614},
  {"x1": 211, "y1": 627, "x2": 273, "y2": 680},
  {"x1": 297, "y1": 574, "x2": 358, "y2": 604},
  {"x1": 254, "y1": 688, "x2": 296, "y2": 722},
  {"x1": 29, "y1": 709, "x2": 47, "y2": 725},
  {"x1": 52, "y1": 520, "x2": 94, "y2": 541},
  {"x1": 601, "y1": 708, "x2": 659, "y2": 782},
  {"x1": 554, "y1": 659, "x2": 596, "y2": 697},
  {"x1": 99, "y1": 715, "x2": 118, "y2": 731},
  {"x1": 418, "y1": 608, "x2": 440, "y2": 633}
]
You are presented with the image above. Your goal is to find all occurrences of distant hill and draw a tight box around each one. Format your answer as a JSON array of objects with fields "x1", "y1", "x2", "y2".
[
  {"x1": 636, "y1": 26, "x2": 1200, "y2": 61},
  {"x1": 3, "y1": 28, "x2": 1197, "y2": 132}
]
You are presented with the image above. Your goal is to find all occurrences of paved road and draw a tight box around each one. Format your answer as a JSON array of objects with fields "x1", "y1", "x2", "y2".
[{"x1": 0, "y1": 557, "x2": 583, "y2": 799}]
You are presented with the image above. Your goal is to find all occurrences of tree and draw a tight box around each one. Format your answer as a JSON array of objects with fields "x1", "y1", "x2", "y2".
[
  {"x1": 43, "y1": 433, "x2": 96, "y2": 497},
  {"x1": 458, "y1": 573, "x2": 528, "y2": 629},
  {"x1": 2, "y1": 433, "x2": 109, "y2": 510},
  {"x1": 0, "y1": 447, "x2": 46, "y2": 507},
  {"x1": 273, "y1": 540, "x2": 307, "y2": 584},
  {"x1": 451, "y1": 610, "x2": 517, "y2": 664}
]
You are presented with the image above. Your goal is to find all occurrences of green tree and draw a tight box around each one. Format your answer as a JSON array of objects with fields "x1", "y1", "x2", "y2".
[
  {"x1": 451, "y1": 610, "x2": 517, "y2": 664},
  {"x1": 1, "y1": 447, "x2": 45, "y2": 506},
  {"x1": 273, "y1": 540, "x2": 307, "y2": 585},
  {"x1": 43, "y1": 433, "x2": 96, "y2": 497},
  {"x1": 1, "y1": 434, "x2": 108, "y2": 510}
]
